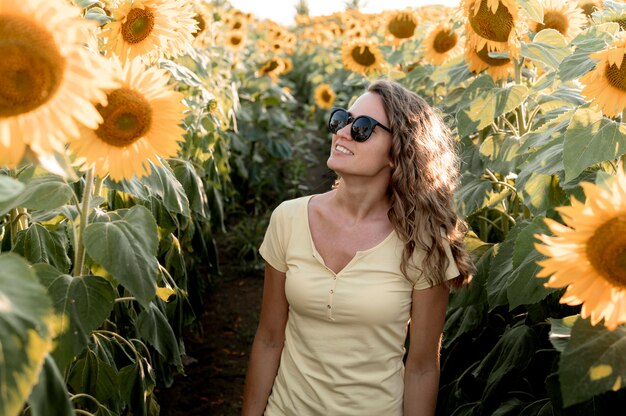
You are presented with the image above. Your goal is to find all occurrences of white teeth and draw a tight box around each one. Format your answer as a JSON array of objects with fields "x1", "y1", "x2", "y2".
[{"x1": 335, "y1": 145, "x2": 353, "y2": 155}]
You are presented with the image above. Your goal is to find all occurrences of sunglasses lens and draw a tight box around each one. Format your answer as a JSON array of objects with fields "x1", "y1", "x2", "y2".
[
  {"x1": 329, "y1": 110, "x2": 349, "y2": 133},
  {"x1": 351, "y1": 117, "x2": 373, "y2": 142}
]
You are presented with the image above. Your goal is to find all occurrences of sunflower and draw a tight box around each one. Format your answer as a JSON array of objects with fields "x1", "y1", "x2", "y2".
[
  {"x1": 579, "y1": 0, "x2": 602, "y2": 18},
  {"x1": 341, "y1": 39, "x2": 386, "y2": 76},
  {"x1": 313, "y1": 84, "x2": 336, "y2": 110},
  {"x1": 225, "y1": 30, "x2": 246, "y2": 51},
  {"x1": 580, "y1": 34, "x2": 626, "y2": 118},
  {"x1": 529, "y1": 0, "x2": 587, "y2": 42},
  {"x1": 462, "y1": 0, "x2": 520, "y2": 54},
  {"x1": 0, "y1": 0, "x2": 114, "y2": 168},
  {"x1": 535, "y1": 167, "x2": 626, "y2": 330},
  {"x1": 68, "y1": 57, "x2": 186, "y2": 182},
  {"x1": 257, "y1": 57, "x2": 285, "y2": 81},
  {"x1": 591, "y1": 2, "x2": 626, "y2": 30},
  {"x1": 465, "y1": 42, "x2": 514, "y2": 81},
  {"x1": 101, "y1": 0, "x2": 197, "y2": 62},
  {"x1": 385, "y1": 10, "x2": 418, "y2": 42},
  {"x1": 423, "y1": 23, "x2": 463, "y2": 65}
]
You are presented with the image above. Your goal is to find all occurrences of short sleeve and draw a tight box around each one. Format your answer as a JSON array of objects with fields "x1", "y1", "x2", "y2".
[
  {"x1": 259, "y1": 203, "x2": 289, "y2": 273},
  {"x1": 412, "y1": 238, "x2": 460, "y2": 290}
]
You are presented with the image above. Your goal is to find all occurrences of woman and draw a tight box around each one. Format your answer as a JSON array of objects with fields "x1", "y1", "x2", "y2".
[{"x1": 242, "y1": 79, "x2": 473, "y2": 415}]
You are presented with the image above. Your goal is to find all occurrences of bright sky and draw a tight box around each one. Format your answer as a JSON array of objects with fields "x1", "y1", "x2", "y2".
[{"x1": 229, "y1": 0, "x2": 460, "y2": 26}]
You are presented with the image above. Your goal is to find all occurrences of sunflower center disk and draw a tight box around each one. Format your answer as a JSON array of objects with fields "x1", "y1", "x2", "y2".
[
  {"x1": 122, "y1": 7, "x2": 155, "y2": 44},
  {"x1": 352, "y1": 46, "x2": 376, "y2": 66},
  {"x1": 476, "y1": 47, "x2": 510, "y2": 66},
  {"x1": 587, "y1": 217, "x2": 626, "y2": 289},
  {"x1": 433, "y1": 30, "x2": 458, "y2": 53},
  {"x1": 95, "y1": 88, "x2": 152, "y2": 147},
  {"x1": 469, "y1": 0, "x2": 514, "y2": 43},
  {"x1": 388, "y1": 16, "x2": 416, "y2": 39},
  {"x1": 321, "y1": 90, "x2": 332, "y2": 103},
  {"x1": 612, "y1": 18, "x2": 626, "y2": 31},
  {"x1": 536, "y1": 11, "x2": 569, "y2": 35},
  {"x1": 605, "y1": 56, "x2": 626, "y2": 92},
  {"x1": 0, "y1": 14, "x2": 65, "y2": 118},
  {"x1": 193, "y1": 14, "x2": 206, "y2": 37}
]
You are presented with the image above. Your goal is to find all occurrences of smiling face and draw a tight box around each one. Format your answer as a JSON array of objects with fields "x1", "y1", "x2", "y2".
[{"x1": 326, "y1": 92, "x2": 393, "y2": 180}]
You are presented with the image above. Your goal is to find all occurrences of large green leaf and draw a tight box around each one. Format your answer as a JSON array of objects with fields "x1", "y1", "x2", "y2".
[
  {"x1": 68, "y1": 348, "x2": 119, "y2": 404},
  {"x1": 455, "y1": 172, "x2": 492, "y2": 218},
  {"x1": 0, "y1": 176, "x2": 73, "y2": 216},
  {"x1": 456, "y1": 75, "x2": 528, "y2": 138},
  {"x1": 13, "y1": 224, "x2": 72, "y2": 274},
  {"x1": 521, "y1": 29, "x2": 570, "y2": 70},
  {"x1": 473, "y1": 325, "x2": 538, "y2": 403},
  {"x1": 507, "y1": 217, "x2": 559, "y2": 309},
  {"x1": 34, "y1": 263, "x2": 115, "y2": 371},
  {"x1": 83, "y1": 205, "x2": 159, "y2": 307},
  {"x1": 105, "y1": 161, "x2": 190, "y2": 217},
  {"x1": 486, "y1": 223, "x2": 524, "y2": 310},
  {"x1": 559, "y1": 318, "x2": 626, "y2": 407},
  {"x1": 0, "y1": 174, "x2": 24, "y2": 203},
  {"x1": 136, "y1": 302, "x2": 182, "y2": 368},
  {"x1": 479, "y1": 133, "x2": 521, "y2": 174},
  {"x1": 168, "y1": 158, "x2": 209, "y2": 219},
  {"x1": 0, "y1": 253, "x2": 54, "y2": 416},
  {"x1": 559, "y1": 28, "x2": 613, "y2": 81},
  {"x1": 517, "y1": 0, "x2": 543, "y2": 23},
  {"x1": 519, "y1": 172, "x2": 565, "y2": 215},
  {"x1": 27, "y1": 355, "x2": 74, "y2": 416},
  {"x1": 563, "y1": 108, "x2": 626, "y2": 182}
]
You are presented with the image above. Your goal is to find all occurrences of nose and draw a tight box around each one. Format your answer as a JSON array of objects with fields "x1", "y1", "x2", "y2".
[{"x1": 335, "y1": 122, "x2": 353, "y2": 141}]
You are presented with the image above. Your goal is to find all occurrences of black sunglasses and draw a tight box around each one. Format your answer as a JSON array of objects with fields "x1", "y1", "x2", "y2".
[{"x1": 328, "y1": 107, "x2": 391, "y2": 142}]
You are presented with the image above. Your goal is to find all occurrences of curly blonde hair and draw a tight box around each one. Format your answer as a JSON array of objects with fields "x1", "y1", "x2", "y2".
[{"x1": 368, "y1": 79, "x2": 474, "y2": 288}]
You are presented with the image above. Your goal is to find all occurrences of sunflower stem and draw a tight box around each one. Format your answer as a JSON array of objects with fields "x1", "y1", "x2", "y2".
[
  {"x1": 513, "y1": 58, "x2": 527, "y2": 136},
  {"x1": 73, "y1": 168, "x2": 94, "y2": 277}
]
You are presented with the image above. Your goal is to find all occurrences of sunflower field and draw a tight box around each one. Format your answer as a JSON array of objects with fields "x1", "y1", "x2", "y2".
[{"x1": 4, "y1": 0, "x2": 626, "y2": 414}]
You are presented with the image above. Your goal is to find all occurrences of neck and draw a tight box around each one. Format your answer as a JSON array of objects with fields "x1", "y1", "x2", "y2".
[{"x1": 332, "y1": 174, "x2": 391, "y2": 222}]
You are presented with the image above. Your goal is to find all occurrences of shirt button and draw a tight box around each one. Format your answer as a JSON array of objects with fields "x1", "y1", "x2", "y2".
[
  {"x1": 329, "y1": 290, "x2": 334, "y2": 294},
  {"x1": 327, "y1": 305, "x2": 331, "y2": 309},
  {"x1": 333, "y1": 277, "x2": 337, "y2": 280}
]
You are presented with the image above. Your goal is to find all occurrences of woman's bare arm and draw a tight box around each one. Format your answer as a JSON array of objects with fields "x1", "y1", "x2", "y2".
[
  {"x1": 403, "y1": 283, "x2": 450, "y2": 416},
  {"x1": 241, "y1": 263, "x2": 289, "y2": 416}
]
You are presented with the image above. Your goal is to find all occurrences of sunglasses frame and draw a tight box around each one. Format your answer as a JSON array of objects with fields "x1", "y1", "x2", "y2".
[{"x1": 328, "y1": 107, "x2": 392, "y2": 142}]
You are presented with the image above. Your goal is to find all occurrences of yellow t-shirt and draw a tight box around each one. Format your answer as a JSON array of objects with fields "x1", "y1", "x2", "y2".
[{"x1": 259, "y1": 195, "x2": 459, "y2": 416}]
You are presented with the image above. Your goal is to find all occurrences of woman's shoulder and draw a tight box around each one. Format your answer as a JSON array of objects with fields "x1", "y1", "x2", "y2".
[{"x1": 274, "y1": 194, "x2": 315, "y2": 211}]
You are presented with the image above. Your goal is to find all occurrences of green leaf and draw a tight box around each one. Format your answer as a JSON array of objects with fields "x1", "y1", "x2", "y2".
[
  {"x1": 68, "y1": 348, "x2": 119, "y2": 403},
  {"x1": 473, "y1": 325, "x2": 538, "y2": 403},
  {"x1": 559, "y1": 318, "x2": 626, "y2": 407},
  {"x1": 486, "y1": 223, "x2": 524, "y2": 309},
  {"x1": 13, "y1": 224, "x2": 72, "y2": 274},
  {"x1": 136, "y1": 302, "x2": 182, "y2": 368},
  {"x1": 479, "y1": 133, "x2": 520, "y2": 173},
  {"x1": 507, "y1": 217, "x2": 559, "y2": 309},
  {"x1": 27, "y1": 355, "x2": 74, "y2": 416},
  {"x1": 34, "y1": 264, "x2": 115, "y2": 371},
  {"x1": 519, "y1": 172, "x2": 565, "y2": 215},
  {"x1": 0, "y1": 176, "x2": 73, "y2": 216},
  {"x1": 521, "y1": 29, "x2": 570, "y2": 70},
  {"x1": 84, "y1": 205, "x2": 159, "y2": 307},
  {"x1": 563, "y1": 108, "x2": 626, "y2": 182},
  {"x1": 0, "y1": 253, "x2": 54, "y2": 416},
  {"x1": 559, "y1": 29, "x2": 612, "y2": 81},
  {"x1": 455, "y1": 172, "x2": 492, "y2": 218},
  {"x1": 548, "y1": 315, "x2": 578, "y2": 352},
  {"x1": 517, "y1": 0, "x2": 543, "y2": 23},
  {"x1": 105, "y1": 161, "x2": 190, "y2": 217},
  {"x1": 456, "y1": 75, "x2": 528, "y2": 137},
  {"x1": 168, "y1": 158, "x2": 209, "y2": 219},
  {"x1": 0, "y1": 174, "x2": 24, "y2": 203}
]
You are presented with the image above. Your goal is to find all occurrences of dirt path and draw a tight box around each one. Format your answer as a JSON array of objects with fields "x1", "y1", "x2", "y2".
[{"x1": 156, "y1": 271, "x2": 264, "y2": 416}]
